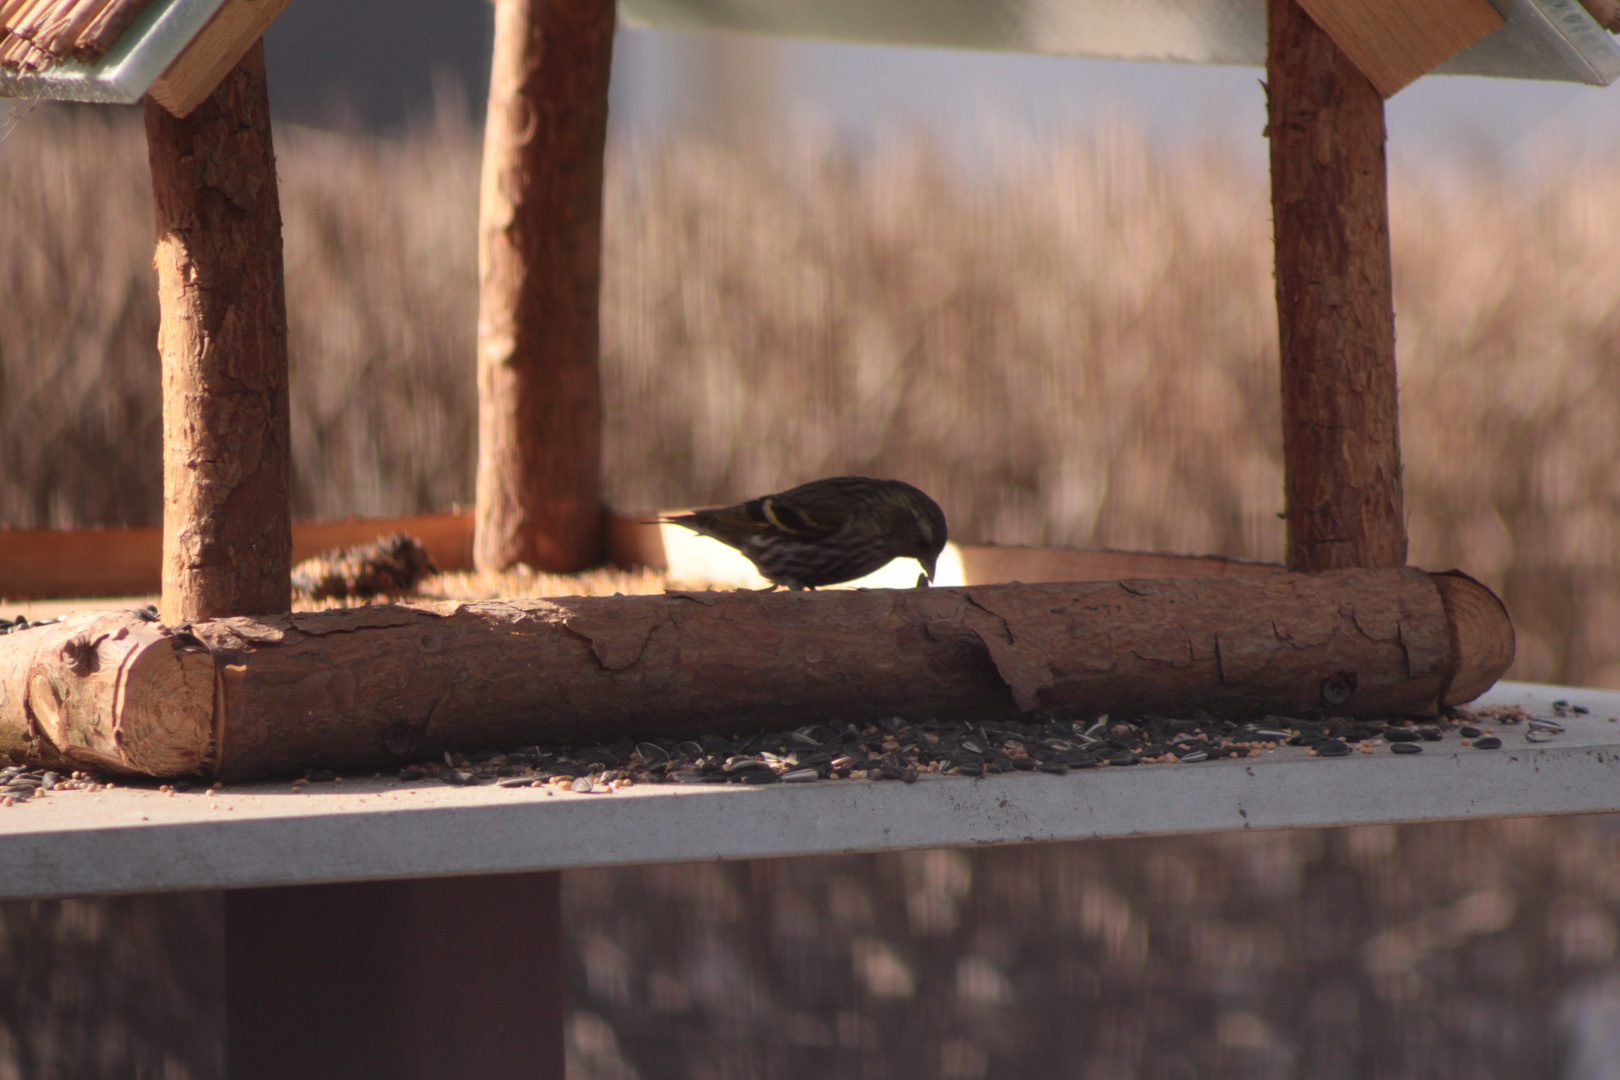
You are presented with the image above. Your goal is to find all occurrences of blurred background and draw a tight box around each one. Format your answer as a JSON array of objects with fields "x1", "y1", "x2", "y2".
[{"x1": 4, "y1": 5, "x2": 1620, "y2": 1077}]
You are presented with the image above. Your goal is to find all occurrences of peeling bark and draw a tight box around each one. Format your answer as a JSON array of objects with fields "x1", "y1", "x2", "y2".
[{"x1": 0, "y1": 571, "x2": 1513, "y2": 780}]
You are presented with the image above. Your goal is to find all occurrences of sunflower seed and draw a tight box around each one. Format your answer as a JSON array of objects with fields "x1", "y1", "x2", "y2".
[
  {"x1": 1525, "y1": 729, "x2": 1558, "y2": 743},
  {"x1": 1528, "y1": 718, "x2": 1565, "y2": 733},
  {"x1": 1179, "y1": 751, "x2": 1209, "y2": 763},
  {"x1": 1390, "y1": 743, "x2": 1423, "y2": 755},
  {"x1": 1472, "y1": 737, "x2": 1503, "y2": 750},
  {"x1": 781, "y1": 768, "x2": 819, "y2": 783}
]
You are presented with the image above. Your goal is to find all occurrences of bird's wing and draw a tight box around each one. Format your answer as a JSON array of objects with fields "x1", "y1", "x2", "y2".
[{"x1": 666, "y1": 494, "x2": 849, "y2": 542}]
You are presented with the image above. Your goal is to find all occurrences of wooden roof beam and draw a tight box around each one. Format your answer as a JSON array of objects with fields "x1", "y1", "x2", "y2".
[{"x1": 1294, "y1": 0, "x2": 1503, "y2": 96}]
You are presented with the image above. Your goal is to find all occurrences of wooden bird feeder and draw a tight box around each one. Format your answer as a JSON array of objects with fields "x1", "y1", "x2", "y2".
[{"x1": 2, "y1": 0, "x2": 1617, "y2": 1070}]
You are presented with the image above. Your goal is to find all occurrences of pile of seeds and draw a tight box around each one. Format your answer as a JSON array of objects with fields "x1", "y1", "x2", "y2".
[
  {"x1": 377, "y1": 704, "x2": 1565, "y2": 794},
  {"x1": 0, "y1": 701, "x2": 1589, "y2": 805},
  {"x1": 0, "y1": 765, "x2": 106, "y2": 805}
]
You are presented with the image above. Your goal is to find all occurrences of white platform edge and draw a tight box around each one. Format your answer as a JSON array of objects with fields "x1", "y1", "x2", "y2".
[
  {"x1": 0, "y1": 0, "x2": 225, "y2": 106},
  {"x1": 0, "y1": 680, "x2": 1616, "y2": 900}
]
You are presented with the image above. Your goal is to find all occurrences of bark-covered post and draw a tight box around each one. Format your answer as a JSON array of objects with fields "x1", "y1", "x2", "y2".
[
  {"x1": 1266, "y1": 0, "x2": 1406, "y2": 572},
  {"x1": 144, "y1": 40, "x2": 292, "y2": 623},
  {"x1": 474, "y1": 0, "x2": 616, "y2": 573}
]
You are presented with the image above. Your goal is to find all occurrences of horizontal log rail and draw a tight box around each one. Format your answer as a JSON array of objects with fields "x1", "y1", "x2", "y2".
[{"x1": 0, "y1": 568, "x2": 1512, "y2": 780}]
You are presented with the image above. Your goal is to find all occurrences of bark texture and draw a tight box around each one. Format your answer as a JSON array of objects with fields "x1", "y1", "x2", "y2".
[
  {"x1": 1267, "y1": 0, "x2": 1406, "y2": 572},
  {"x1": 474, "y1": 0, "x2": 616, "y2": 574},
  {"x1": 145, "y1": 41, "x2": 292, "y2": 623},
  {"x1": 0, "y1": 571, "x2": 1513, "y2": 780}
]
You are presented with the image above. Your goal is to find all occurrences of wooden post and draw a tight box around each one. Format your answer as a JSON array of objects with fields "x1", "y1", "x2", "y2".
[
  {"x1": 144, "y1": 40, "x2": 292, "y2": 623},
  {"x1": 474, "y1": 0, "x2": 616, "y2": 573},
  {"x1": 1266, "y1": 0, "x2": 1406, "y2": 572},
  {"x1": 226, "y1": 873, "x2": 564, "y2": 1079}
]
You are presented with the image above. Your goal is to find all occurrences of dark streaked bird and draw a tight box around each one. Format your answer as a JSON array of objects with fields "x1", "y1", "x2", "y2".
[{"x1": 662, "y1": 477, "x2": 948, "y2": 590}]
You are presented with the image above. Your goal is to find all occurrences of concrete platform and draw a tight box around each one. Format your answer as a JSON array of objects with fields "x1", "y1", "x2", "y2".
[{"x1": 3, "y1": 681, "x2": 1617, "y2": 900}]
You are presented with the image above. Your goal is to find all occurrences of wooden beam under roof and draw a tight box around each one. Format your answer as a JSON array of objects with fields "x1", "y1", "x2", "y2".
[{"x1": 1295, "y1": 0, "x2": 1503, "y2": 96}]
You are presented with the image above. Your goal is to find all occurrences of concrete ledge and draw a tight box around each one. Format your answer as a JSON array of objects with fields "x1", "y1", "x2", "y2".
[{"x1": 2, "y1": 681, "x2": 1617, "y2": 900}]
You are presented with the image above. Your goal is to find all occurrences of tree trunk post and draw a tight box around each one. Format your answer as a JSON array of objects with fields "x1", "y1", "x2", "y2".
[
  {"x1": 144, "y1": 40, "x2": 292, "y2": 623},
  {"x1": 1266, "y1": 0, "x2": 1407, "y2": 572},
  {"x1": 474, "y1": 0, "x2": 616, "y2": 573},
  {"x1": 225, "y1": 873, "x2": 565, "y2": 1080}
]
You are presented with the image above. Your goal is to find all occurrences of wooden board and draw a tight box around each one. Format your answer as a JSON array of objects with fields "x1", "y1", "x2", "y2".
[
  {"x1": 1295, "y1": 0, "x2": 1502, "y2": 96},
  {"x1": 146, "y1": 0, "x2": 289, "y2": 117}
]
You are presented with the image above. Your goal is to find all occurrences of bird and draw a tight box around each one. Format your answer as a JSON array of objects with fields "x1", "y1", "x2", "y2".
[{"x1": 661, "y1": 476, "x2": 949, "y2": 591}]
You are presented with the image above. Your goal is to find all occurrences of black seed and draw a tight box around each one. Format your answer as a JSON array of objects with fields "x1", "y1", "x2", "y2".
[
  {"x1": 1390, "y1": 743, "x2": 1423, "y2": 755},
  {"x1": 1036, "y1": 761, "x2": 1069, "y2": 775},
  {"x1": 1107, "y1": 752, "x2": 1139, "y2": 766},
  {"x1": 1472, "y1": 737, "x2": 1503, "y2": 750},
  {"x1": 1417, "y1": 727, "x2": 1443, "y2": 741},
  {"x1": 1384, "y1": 728, "x2": 1420, "y2": 742},
  {"x1": 955, "y1": 761, "x2": 983, "y2": 777},
  {"x1": 1316, "y1": 740, "x2": 1352, "y2": 757},
  {"x1": 1460, "y1": 725, "x2": 1484, "y2": 738},
  {"x1": 1011, "y1": 758, "x2": 1036, "y2": 771}
]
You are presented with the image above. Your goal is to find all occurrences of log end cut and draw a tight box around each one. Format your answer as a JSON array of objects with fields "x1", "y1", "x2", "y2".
[
  {"x1": 9, "y1": 613, "x2": 216, "y2": 776},
  {"x1": 1432, "y1": 571, "x2": 1515, "y2": 706}
]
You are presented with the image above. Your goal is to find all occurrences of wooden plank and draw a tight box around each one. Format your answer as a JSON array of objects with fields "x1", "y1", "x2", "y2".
[
  {"x1": 1268, "y1": 0, "x2": 1406, "y2": 572},
  {"x1": 146, "y1": 0, "x2": 290, "y2": 118},
  {"x1": 956, "y1": 544, "x2": 1277, "y2": 585},
  {"x1": 1294, "y1": 0, "x2": 1502, "y2": 97},
  {"x1": 226, "y1": 873, "x2": 564, "y2": 1080},
  {"x1": 145, "y1": 40, "x2": 291, "y2": 622},
  {"x1": 474, "y1": 0, "x2": 616, "y2": 573},
  {"x1": 0, "y1": 514, "x2": 476, "y2": 602}
]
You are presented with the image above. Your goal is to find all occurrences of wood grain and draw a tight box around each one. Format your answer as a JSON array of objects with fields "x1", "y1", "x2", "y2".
[
  {"x1": 147, "y1": 0, "x2": 291, "y2": 118},
  {"x1": 1295, "y1": 0, "x2": 1501, "y2": 97}
]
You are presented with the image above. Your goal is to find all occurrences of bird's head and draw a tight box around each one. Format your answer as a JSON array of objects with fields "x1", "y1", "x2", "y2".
[{"x1": 886, "y1": 482, "x2": 949, "y2": 583}]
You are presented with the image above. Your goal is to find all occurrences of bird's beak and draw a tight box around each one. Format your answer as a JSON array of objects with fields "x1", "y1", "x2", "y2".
[{"x1": 919, "y1": 554, "x2": 937, "y2": 583}]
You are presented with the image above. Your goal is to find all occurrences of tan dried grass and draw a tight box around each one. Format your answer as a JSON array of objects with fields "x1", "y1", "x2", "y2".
[{"x1": 2, "y1": 107, "x2": 1619, "y2": 685}]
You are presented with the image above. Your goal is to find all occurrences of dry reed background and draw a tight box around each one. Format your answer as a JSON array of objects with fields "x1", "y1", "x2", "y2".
[
  {"x1": 5, "y1": 103, "x2": 1620, "y2": 1079},
  {"x1": 4, "y1": 104, "x2": 1620, "y2": 685}
]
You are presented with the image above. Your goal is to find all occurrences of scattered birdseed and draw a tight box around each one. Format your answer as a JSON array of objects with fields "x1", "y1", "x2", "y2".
[{"x1": 1472, "y1": 737, "x2": 1503, "y2": 750}]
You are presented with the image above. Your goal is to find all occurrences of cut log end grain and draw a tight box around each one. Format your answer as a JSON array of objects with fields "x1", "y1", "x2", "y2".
[
  {"x1": 0, "y1": 570, "x2": 1515, "y2": 780},
  {"x1": 2, "y1": 611, "x2": 213, "y2": 775},
  {"x1": 1433, "y1": 570, "x2": 1515, "y2": 707}
]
